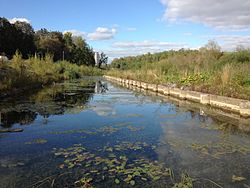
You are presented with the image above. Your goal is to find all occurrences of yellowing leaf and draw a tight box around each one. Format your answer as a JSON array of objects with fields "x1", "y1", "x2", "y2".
[{"x1": 232, "y1": 175, "x2": 246, "y2": 182}]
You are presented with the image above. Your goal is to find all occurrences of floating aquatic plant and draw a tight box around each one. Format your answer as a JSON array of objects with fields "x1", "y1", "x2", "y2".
[
  {"x1": 25, "y1": 138, "x2": 47, "y2": 145},
  {"x1": 125, "y1": 113, "x2": 144, "y2": 118},
  {"x1": 50, "y1": 129, "x2": 96, "y2": 135},
  {"x1": 53, "y1": 144, "x2": 95, "y2": 169},
  {"x1": 74, "y1": 177, "x2": 93, "y2": 188},
  {"x1": 172, "y1": 173, "x2": 193, "y2": 188},
  {"x1": 113, "y1": 141, "x2": 150, "y2": 151},
  {"x1": 168, "y1": 139, "x2": 250, "y2": 159},
  {"x1": 114, "y1": 122, "x2": 132, "y2": 127},
  {"x1": 52, "y1": 143, "x2": 173, "y2": 186},
  {"x1": 189, "y1": 141, "x2": 250, "y2": 158},
  {"x1": 127, "y1": 125, "x2": 145, "y2": 132},
  {"x1": 232, "y1": 175, "x2": 246, "y2": 182},
  {"x1": 97, "y1": 126, "x2": 119, "y2": 135},
  {"x1": 49, "y1": 123, "x2": 145, "y2": 138},
  {"x1": 0, "y1": 161, "x2": 25, "y2": 168}
]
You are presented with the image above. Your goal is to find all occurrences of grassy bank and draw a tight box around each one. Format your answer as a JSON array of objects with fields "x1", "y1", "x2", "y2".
[
  {"x1": 108, "y1": 46, "x2": 250, "y2": 100},
  {"x1": 0, "y1": 52, "x2": 103, "y2": 96}
]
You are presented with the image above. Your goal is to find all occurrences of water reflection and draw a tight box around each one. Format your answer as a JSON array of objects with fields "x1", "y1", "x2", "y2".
[
  {"x1": 95, "y1": 80, "x2": 108, "y2": 93},
  {"x1": 119, "y1": 82, "x2": 250, "y2": 134},
  {"x1": 0, "y1": 79, "x2": 108, "y2": 128},
  {"x1": 0, "y1": 77, "x2": 249, "y2": 188},
  {"x1": 157, "y1": 118, "x2": 250, "y2": 187},
  {"x1": 0, "y1": 111, "x2": 37, "y2": 128}
]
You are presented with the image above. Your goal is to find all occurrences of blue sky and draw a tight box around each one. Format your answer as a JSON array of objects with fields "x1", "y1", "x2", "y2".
[{"x1": 1, "y1": 0, "x2": 250, "y2": 60}]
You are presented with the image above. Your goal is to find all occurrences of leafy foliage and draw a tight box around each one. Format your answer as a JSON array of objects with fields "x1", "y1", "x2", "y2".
[
  {"x1": 98, "y1": 52, "x2": 108, "y2": 68},
  {"x1": 0, "y1": 53, "x2": 103, "y2": 94},
  {"x1": 109, "y1": 42, "x2": 250, "y2": 100},
  {"x1": 0, "y1": 17, "x2": 96, "y2": 66},
  {"x1": 0, "y1": 18, "x2": 35, "y2": 58}
]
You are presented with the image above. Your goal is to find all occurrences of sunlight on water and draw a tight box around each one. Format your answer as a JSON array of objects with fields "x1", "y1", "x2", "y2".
[{"x1": 0, "y1": 77, "x2": 249, "y2": 188}]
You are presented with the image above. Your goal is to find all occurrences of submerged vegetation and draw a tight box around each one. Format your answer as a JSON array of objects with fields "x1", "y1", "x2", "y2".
[
  {"x1": 0, "y1": 78, "x2": 249, "y2": 187},
  {"x1": 52, "y1": 143, "x2": 192, "y2": 188},
  {"x1": 49, "y1": 121, "x2": 145, "y2": 137},
  {"x1": 25, "y1": 138, "x2": 48, "y2": 145},
  {"x1": 108, "y1": 41, "x2": 250, "y2": 100}
]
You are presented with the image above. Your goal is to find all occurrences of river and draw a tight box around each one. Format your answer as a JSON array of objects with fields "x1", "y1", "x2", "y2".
[{"x1": 0, "y1": 77, "x2": 249, "y2": 188}]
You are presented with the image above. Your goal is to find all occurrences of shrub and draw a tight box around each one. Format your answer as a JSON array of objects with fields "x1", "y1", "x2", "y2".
[
  {"x1": 108, "y1": 45, "x2": 250, "y2": 100},
  {"x1": 0, "y1": 53, "x2": 103, "y2": 94}
]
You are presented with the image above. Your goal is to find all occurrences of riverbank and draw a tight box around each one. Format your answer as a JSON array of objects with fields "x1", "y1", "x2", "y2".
[
  {"x1": 104, "y1": 75, "x2": 250, "y2": 117},
  {"x1": 107, "y1": 67, "x2": 250, "y2": 101},
  {"x1": 0, "y1": 54, "x2": 103, "y2": 99},
  {"x1": 109, "y1": 47, "x2": 250, "y2": 101}
]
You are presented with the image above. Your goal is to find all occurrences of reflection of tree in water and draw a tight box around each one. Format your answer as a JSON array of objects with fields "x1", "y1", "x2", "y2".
[
  {"x1": 0, "y1": 79, "x2": 101, "y2": 128},
  {"x1": 95, "y1": 81, "x2": 108, "y2": 93},
  {"x1": 0, "y1": 111, "x2": 37, "y2": 128}
]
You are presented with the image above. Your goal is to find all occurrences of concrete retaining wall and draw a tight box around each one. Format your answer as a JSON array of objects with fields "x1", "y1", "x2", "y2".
[
  {"x1": 185, "y1": 91, "x2": 201, "y2": 102},
  {"x1": 141, "y1": 82, "x2": 148, "y2": 90},
  {"x1": 157, "y1": 85, "x2": 167, "y2": 94},
  {"x1": 104, "y1": 76, "x2": 250, "y2": 117},
  {"x1": 148, "y1": 84, "x2": 157, "y2": 92},
  {"x1": 135, "y1": 81, "x2": 141, "y2": 88}
]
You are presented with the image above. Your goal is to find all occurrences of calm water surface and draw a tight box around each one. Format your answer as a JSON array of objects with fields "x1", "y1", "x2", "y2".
[{"x1": 0, "y1": 77, "x2": 249, "y2": 188}]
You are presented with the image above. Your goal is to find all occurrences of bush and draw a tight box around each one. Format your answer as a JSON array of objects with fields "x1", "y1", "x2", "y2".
[
  {"x1": 0, "y1": 53, "x2": 103, "y2": 94},
  {"x1": 108, "y1": 44, "x2": 250, "y2": 100}
]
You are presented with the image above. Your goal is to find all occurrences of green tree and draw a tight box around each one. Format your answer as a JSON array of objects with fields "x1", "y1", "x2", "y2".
[
  {"x1": 202, "y1": 40, "x2": 222, "y2": 60},
  {"x1": 0, "y1": 17, "x2": 97, "y2": 67},
  {"x1": 98, "y1": 52, "x2": 108, "y2": 68},
  {"x1": 63, "y1": 32, "x2": 74, "y2": 61},
  {"x1": 71, "y1": 36, "x2": 95, "y2": 66},
  {"x1": 0, "y1": 17, "x2": 36, "y2": 58},
  {"x1": 14, "y1": 21, "x2": 36, "y2": 58},
  {"x1": 35, "y1": 30, "x2": 65, "y2": 61}
]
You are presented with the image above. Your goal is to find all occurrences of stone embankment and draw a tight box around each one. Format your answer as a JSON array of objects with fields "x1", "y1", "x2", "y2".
[{"x1": 104, "y1": 76, "x2": 250, "y2": 118}]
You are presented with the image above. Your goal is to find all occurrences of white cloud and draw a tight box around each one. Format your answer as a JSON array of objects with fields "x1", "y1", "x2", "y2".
[
  {"x1": 90, "y1": 104, "x2": 116, "y2": 117},
  {"x1": 87, "y1": 27, "x2": 117, "y2": 41},
  {"x1": 126, "y1": 27, "x2": 137, "y2": 32},
  {"x1": 63, "y1": 27, "x2": 117, "y2": 41},
  {"x1": 160, "y1": 0, "x2": 250, "y2": 30},
  {"x1": 105, "y1": 40, "x2": 188, "y2": 59},
  {"x1": 212, "y1": 35, "x2": 250, "y2": 51},
  {"x1": 105, "y1": 49, "x2": 144, "y2": 59},
  {"x1": 9, "y1": 17, "x2": 30, "y2": 24},
  {"x1": 63, "y1": 30, "x2": 85, "y2": 37},
  {"x1": 112, "y1": 40, "x2": 187, "y2": 49}
]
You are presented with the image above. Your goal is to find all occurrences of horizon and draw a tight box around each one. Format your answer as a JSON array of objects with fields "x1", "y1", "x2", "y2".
[{"x1": 1, "y1": 0, "x2": 250, "y2": 60}]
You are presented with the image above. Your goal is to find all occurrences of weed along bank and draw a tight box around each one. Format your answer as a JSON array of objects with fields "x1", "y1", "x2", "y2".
[{"x1": 104, "y1": 75, "x2": 250, "y2": 118}]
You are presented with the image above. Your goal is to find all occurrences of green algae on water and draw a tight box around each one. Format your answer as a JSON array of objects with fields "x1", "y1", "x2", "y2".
[{"x1": 25, "y1": 138, "x2": 47, "y2": 145}]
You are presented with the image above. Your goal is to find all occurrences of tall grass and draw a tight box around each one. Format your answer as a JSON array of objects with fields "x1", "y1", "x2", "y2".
[
  {"x1": 221, "y1": 64, "x2": 232, "y2": 87},
  {"x1": 107, "y1": 49, "x2": 250, "y2": 100},
  {"x1": 0, "y1": 52, "x2": 103, "y2": 94}
]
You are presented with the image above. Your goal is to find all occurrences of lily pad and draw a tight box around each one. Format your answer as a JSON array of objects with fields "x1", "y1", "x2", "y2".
[
  {"x1": 232, "y1": 175, "x2": 246, "y2": 182},
  {"x1": 115, "y1": 178, "x2": 120, "y2": 184},
  {"x1": 25, "y1": 138, "x2": 47, "y2": 145},
  {"x1": 130, "y1": 180, "x2": 135, "y2": 186}
]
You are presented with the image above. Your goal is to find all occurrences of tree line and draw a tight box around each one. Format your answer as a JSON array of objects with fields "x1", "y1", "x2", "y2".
[
  {"x1": 108, "y1": 41, "x2": 250, "y2": 100},
  {"x1": 110, "y1": 41, "x2": 250, "y2": 70},
  {"x1": 0, "y1": 17, "x2": 96, "y2": 66}
]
